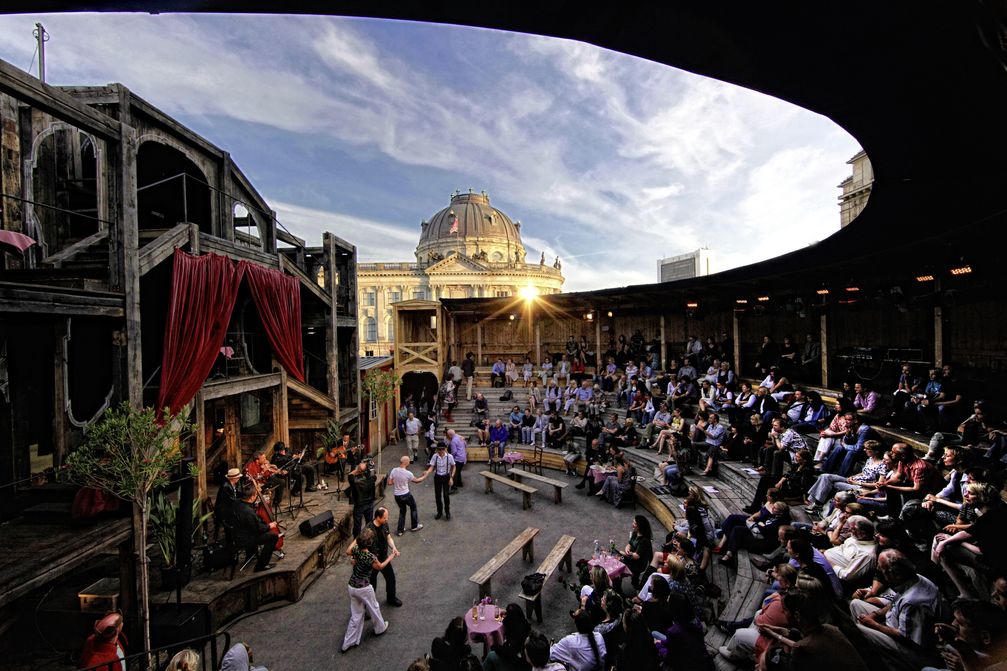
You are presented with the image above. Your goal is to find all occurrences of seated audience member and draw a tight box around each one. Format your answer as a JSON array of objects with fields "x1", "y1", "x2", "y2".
[
  {"x1": 853, "y1": 381, "x2": 883, "y2": 421},
  {"x1": 921, "y1": 444, "x2": 970, "y2": 526},
  {"x1": 876, "y1": 442, "x2": 945, "y2": 517},
  {"x1": 692, "y1": 412, "x2": 727, "y2": 476},
  {"x1": 579, "y1": 564, "x2": 612, "y2": 623},
  {"x1": 823, "y1": 516, "x2": 878, "y2": 585},
  {"x1": 546, "y1": 411, "x2": 568, "y2": 449},
  {"x1": 611, "y1": 417, "x2": 639, "y2": 449},
  {"x1": 760, "y1": 366, "x2": 793, "y2": 402},
  {"x1": 473, "y1": 416, "x2": 490, "y2": 446},
  {"x1": 814, "y1": 408, "x2": 854, "y2": 462},
  {"x1": 821, "y1": 412, "x2": 873, "y2": 476},
  {"x1": 715, "y1": 501, "x2": 791, "y2": 566},
  {"x1": 491, "y1": 358, "x2": 506, "y2": 386},
  {"x1": 759, "y1": 587, "x2": 870, "y2": 671},
  {"x1": 751, "y1": 384, "x2": 780, "y2": 423},
  {"x1": 431, "y1": 617, "x2": 473, "y2": 670},
  {"x1": 787, "y1": 536, "x2": 844, "y2": 599},
  {"x1": 508, "y1": 406, "x2": 525, "y2": 443},
  {"x1": 622, "y1": 515, "x2": 654, "y2": 587},
  {"x1": 850, "y1": 549, "x2": 946, "y2": 671},
  {"x1": 550, "y1": 609, "x2": 606, "y2": 671},
  {"x1": 521, "y1": 357, "x2": 534, "y2": 387},
  {"x1": 932, "y1": 482, "x2": 1007, "y2": 599},
  {"x1": 488, "y1": 419, "x2": 509, "y2": 460},
  {"x1": 677, "y1": 357, "x2": 697, "y2": 382},
  {"x1": 524, "y1": 631, "x2": 565, "y2": 671},
  {"x1": 219, "y1": 643, "x2": 268, "y2": 671},
  {"x1": 791, "y1": 390, "x2": 830, "y2": 433},
  {"x1": 670, "y1": 376, "x2": 698, "y2": 409},
  {"x1": 591, "y1": 590, "x2": 625, "y2": 669},
  {"x1": 482, "y1": 604, "x2": 531, "y2": 671},
  {"x1": 530, "y1": 409, "x2": 549, "y2": 447},
  {"x1": 596, "y1": 458, "x2": 636, "y2": 507},
  {"x1": 783, "y1": 388, "x2": 810, "y2": 424},
  {"x1": 640, "y1": 402, "x2": 672, "y2": 447},
  {"x1": 79, "y1": 612, "x2": 127, "y2": 671},
  {"x1": 505, "y1": 358, "x2": 519, "y2": 387},
  {"x1": 166, "y1": 649, "x2": 200, "y2": 671},
  {"x1": 747, "y1": 448, "x2": 816, "y2": 513},
  {"x1": 615, "y1": 609, "x2": 660, "y2": 671},
  {"x1": 473, "y1": 392, "x2": 489, "y2": 422},
  {"x1": 806, "y1": 440, "x2": 886, "y2": 513},
  {"x1": 928, "y1": 598, "x2": 1007, "y2": 671},
  {"x1": 887, "y1": 363, "x2": 922, "y2": 428},
  {"x1": 655, "y1": 592, "x2": 712, "y2": 671},
  {"x1": 717, "y1": 563, "x2": 798, "y2": 664},
  {"x1": 696, "y1": 379, "x2": 716, "y2": 411}
]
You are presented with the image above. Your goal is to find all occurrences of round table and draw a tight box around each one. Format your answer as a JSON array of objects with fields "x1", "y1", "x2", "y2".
[
  {"x1": 465, "y1": 604, "x2": 505, "y2": 648},
  {"x1": 588, "y1": 554, "x2": 632, "y2": 580}
]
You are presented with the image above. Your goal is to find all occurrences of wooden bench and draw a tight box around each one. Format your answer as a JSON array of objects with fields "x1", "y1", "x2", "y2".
[
  {"x1": 481, "y1": 470, "x2": 538, "y2": 510},
  {"x1": 518, "y1": 534, "x2": 576, "y2": 622},
  {"x1": 469, "y1": 526, "x2": 541, "y2": 599},
  {"x1": 508, "y1": 469, "x2": 568, "y2": 504}
]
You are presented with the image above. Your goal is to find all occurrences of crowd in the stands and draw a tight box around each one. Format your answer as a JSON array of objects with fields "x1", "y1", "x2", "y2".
[{"x1": 407, "y1": 332, "x2": 1007, "y2": 671}]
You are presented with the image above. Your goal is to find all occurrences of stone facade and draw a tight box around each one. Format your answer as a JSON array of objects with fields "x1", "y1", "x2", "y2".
[
  {"x1": 838, "y1": 150, "x2": 873, "y2": 228},
  {"x1": 358, "y1": 190, "x2": 564, "y2": 355}
]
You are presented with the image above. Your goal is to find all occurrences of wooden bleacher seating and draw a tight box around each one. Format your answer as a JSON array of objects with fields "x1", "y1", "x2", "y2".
[
  {"x1": 481, "y1": 470, "x2": 538, "y2": 510},
  {"x1": 468, "y1": 526, "x2": 540, "y2": 600},
  {"x1": 508, "y1": 468, "x2": 569, "y2": 504},
  {"x1": 518, "y1": 534, "x2": 576, "y2": 623}
]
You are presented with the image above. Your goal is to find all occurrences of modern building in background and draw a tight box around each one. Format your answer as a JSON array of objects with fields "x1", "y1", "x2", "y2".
[
  {"x1": 657, "y1": 248, "x2": 714, "y2": 283},
  {"x1": 357, "y1": 190, "x2": 564, "y2": 356},
  {"x1": 838, "y1": 150, "x2": 873, "y2": 227}
]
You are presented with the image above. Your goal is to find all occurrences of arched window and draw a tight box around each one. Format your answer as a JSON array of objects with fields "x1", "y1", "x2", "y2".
[{"x1": 365, "y1": 317, "x2": 377, "y2": 342}]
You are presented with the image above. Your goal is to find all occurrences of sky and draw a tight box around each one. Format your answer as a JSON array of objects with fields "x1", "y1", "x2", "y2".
[{"x1": 0, "y1": 13, "x2": 861, "y2": 292}]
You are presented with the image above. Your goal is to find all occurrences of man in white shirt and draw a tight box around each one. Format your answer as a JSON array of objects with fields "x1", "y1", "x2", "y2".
[
  {"x1": 403, "y1": 412, "x2": 422, "y2": 459},
  {"x1": 824, "y1": 516, "x2": 878, "y2": 583},
  {"x1": 387, "y1": 455, "x2": 427, "y2": 536}
]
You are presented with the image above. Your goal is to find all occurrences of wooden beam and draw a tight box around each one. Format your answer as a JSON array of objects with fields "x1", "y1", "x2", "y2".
[
  {"x1": 288, "y1": 378, "x2": 338, "y2": 412},
  {"x1": 275, "y1": 368, "x2": 289, "y2": 449},
  {"x1": 732, "y1": 310, "x2": 742, "y2": 376},
  {"x1": 52, "y1": 319, "x2": 68, "y2": 470},
  {"x1": 42, "y1": 229, "x2": 108, "y2": 267},
  {"x1": 119, "y1": 117, "x2": 143, "y2": 408},
  {"x1": 324, "y1": 233, "x2": 339, "y2": 410},
  {"x1": 933, "y1": 306, "x2": 944, "y2": 368},
  {"x1": 0, "y1": 57, "x2": 121, "y2": 141},
  {"x1": 659, "y1": 314, "x2": 666, "y2": 371},
  {"x1": 198, "y1": 233, "x2": 277, "y2": 268},
  {"x1": 536, "y1": 321, "x2": 542, "y2": 365},
  {"x1": 0, "y1": 295, "x2": 124, "y2": 317},
  {"x1": 201, "y1": 372, "x2": 282, "y2": 401},
  {"x1": 194, "y1": 391, "x2": 207, "y2": 502},
  {"x1": 820, "y1": 313, "x2": 829, "y2": 388},
  {"x1": 477, "y1": 322, "x2": 483, "y2": 367},
  {"x1": 137, "y1": 222, "x2": 191, "y2": 276},
  {"x1": 224, "y1": 399, "x2": 238, "y2": 471},
  {"x1": 279, "y1": 255, "x2": 331, "y2": 306}
]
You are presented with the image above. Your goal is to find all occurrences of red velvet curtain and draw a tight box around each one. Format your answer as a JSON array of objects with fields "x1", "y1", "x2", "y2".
[
  {"x1": 242, "y1": 261, "x2": 305, "y2": 382},
  {"x1": 158, "y1": 251, "x2": 244, "y2": 414}
]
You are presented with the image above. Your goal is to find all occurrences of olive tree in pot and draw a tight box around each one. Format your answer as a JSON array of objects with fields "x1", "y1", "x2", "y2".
[
  {"x1": 361, "y1": 368, "x2": 401, "y2": 476},
  {"x1": 148, "y1": 487, "x2": 211, "y2": 590},
  {"x1": 65, "y1": 402, "x2": 193, "y2": 666}
]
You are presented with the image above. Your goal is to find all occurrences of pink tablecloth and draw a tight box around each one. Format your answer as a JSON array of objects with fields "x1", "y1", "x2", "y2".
[
  {"x1": 588, "y1": 555, "x2": 631, "y2": 580},
  {"x1": 502, "y1": 451, "x2": 524, "y2": 464},
  {"x1": 465, "y1": 605, "x2": 504, "y2": 647},
  {"x1": 590, "y1": 465, "x2": 616, "y2": 485}
]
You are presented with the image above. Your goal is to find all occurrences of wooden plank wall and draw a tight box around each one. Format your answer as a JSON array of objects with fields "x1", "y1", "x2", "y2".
[{"x1": 947, "y1": 300, "x2": 1007, "y2": 371}]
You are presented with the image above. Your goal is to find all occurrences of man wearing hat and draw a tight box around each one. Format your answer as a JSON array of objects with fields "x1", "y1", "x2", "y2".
[
  {"x1": 233, "y1": 487, "x2": 280, "y2": 572},
  {"x1": 214, "y1": 468, "x2": 243, "y2": 533},
  {"x1": 422, "y1": 441, "x2": 456, "y2": 520},
  {"x1": 79, "y1": 611, "x2": 126, "y2": 670},
  {"x1": 271, "y1": 441, "x2": 317, "y2": 494}
]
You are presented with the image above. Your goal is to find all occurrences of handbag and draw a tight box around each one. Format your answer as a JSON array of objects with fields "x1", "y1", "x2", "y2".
[{"x1": 521, "y1": 572, "x2": 546, "y2": 596}]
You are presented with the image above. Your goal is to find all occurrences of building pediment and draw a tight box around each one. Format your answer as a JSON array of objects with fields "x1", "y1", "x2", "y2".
[{"x1": 424, "y1": 254, "x2": 489, "y2": 274}]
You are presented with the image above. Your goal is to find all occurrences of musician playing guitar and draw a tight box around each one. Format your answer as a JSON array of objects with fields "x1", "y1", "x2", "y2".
[
  {"x1": 271, "y1": 441, "x2": 317, "y2": 493},
  {"x1": 245, "y1": 450, "x2": 286, "y2": 508}
]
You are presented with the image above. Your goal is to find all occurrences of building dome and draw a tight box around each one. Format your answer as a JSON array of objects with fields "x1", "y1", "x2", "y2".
[{"x1": 416, "y1": 191, "x2": 526, "y2": 264}]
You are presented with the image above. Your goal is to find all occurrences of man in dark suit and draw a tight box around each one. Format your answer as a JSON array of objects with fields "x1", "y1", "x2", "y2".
[{"x1": 232, "y1": 489, "x2": 279, "y2": 572}]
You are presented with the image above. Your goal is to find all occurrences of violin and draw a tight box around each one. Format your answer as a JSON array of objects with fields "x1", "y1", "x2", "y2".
[{"x1": 246, "y1": 471, "x2": 284, "y2": 551}]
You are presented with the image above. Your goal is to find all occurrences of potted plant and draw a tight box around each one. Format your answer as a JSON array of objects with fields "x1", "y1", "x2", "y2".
[{"x1": 148, "y1": 488, "x2": 212, "y2": 590}]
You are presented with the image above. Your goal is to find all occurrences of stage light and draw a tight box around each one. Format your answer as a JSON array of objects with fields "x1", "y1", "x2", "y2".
[
  {"x1": 686, "y1": 302, "x2": 699, "y2": 309},
  {"x1": 607, "y1": 311, "x2": 613, "y2": 318},
  {"x1": 509, "y1": 314, "x2": 516, "y2": 321},
  {"x1": 757, "y1": 296, "x2": 770, "y2": 302},
  {"x1": 816, "y1": 289, "x2": 830, "y2": 295},
  {"x1": 916, "y1": 274, "x2": 934, "y2": 282},
  {"x1": 950, "y1": 265, "x2": 972, "y2": 276},
  {"x1": 735, "y1": 299, "x2": 748, "y2": 305},
  {"x1": 845, "y1": 286, "x2": 860, "y2": 292},
  {"x1": 585, "y1": 312, "x2": 594, "y2": 321}
]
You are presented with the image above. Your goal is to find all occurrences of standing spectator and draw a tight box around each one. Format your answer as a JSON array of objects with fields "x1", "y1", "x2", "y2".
[
  {"x1": 387, "y1": 455, "x2": 426, "y2": 536},
  {"x1": 462, "y1": 352, "x2": 476, "y2": 400},
  {"x1": 801, "y1": 333, "x2": 821, "y2": 382},
  {"x1": 347, "y1": 459, "x2": 377, "y2": 538},
  {"x1": 403, "y1": 411, "x2": 422, "y2": 460},
  {"x1": 447, "y1": 429, "x2": 467, "y2": 490},
  {"x1": 448, "y1": 361, "x2": 464, "y2": 388},
  {"x1": 754, "y1": 335, "x2": 779, "y2": 377}
]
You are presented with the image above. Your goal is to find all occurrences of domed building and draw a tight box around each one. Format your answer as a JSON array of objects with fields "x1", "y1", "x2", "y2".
[{"x1": 357, "y1": 190, "x2": 564, "y2": 355}]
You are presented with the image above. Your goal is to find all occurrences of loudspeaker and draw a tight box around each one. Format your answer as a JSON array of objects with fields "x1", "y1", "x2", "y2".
[{"x1": 299, "y1": 510, "x2": 335, "y2": 538}]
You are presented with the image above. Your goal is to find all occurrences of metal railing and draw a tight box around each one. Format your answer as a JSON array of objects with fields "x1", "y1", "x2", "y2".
[{"x1": 80, "y1": 631, "x2": 230, "y2": 671}]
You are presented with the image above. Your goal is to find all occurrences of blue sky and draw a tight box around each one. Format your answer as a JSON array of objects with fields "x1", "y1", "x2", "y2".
[{"x1": 0, "y1": 13, "x2": 861, "y2": 291}]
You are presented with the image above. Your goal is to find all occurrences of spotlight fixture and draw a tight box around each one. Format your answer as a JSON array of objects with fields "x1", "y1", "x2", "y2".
[
  {"x1": 607, "y1": 311, "x2": 613, "y2": 318},
  {"x1": 584, "y1": 312, "x2": 594, "y2": 321},
  {"x1": 509, "y1": 314, "x2": 516, "y2": 321},
  {"x1": 735, "y1": 299, "x2": 748, "y2": 305},
  {"x1": 950, "y1": 265, "x2": 972, "y2": 276},
  {"x1": 915, "y1": 274, "x2": 935, "y2": 282},
  {"x1": 686, "y1": 301, "x2": 699, "y2": 309},
  {"x1": 757, "y1": 296, "x2": 770, "y2": 302},
  {"x1": 816, "y1": 288, "x2": 830, "y2": 295},
  {"x1": 845, "y1": 286, "x2": 860, "y2": 292}
]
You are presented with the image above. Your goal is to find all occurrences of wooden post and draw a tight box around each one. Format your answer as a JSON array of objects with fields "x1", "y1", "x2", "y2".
[
  {"x1": 52, "y1": 319, "x2": 68, "y2": 470},
  {"x1": 115, "y1": 106, "x2": 142, "y2": 407},
  {"x1": 933, "y1": 306, "x2": 944, "y2": 368},
  {"x1": 194, "y1": 391, "x2": 206, "y2": 501},
  {"x1": 536, "y1": 322, "x2": 542, "y2": 365},
  {"x1": 324, "y1": 233, "x2": 339, "y2": 403},
  {"x1": 594, "y1": 313, "x2": 601, "y2": 371},
  {"x1": 732, "y1": 310, "x2": 741, "y2": 376},
  {"x1": 659, "y1": 315, "x2": 666, "y2": 371},
  {"x1": 477, "y1": 322, "x2": 483, "y2": 366},
  {"x1": 224, "y1": 400, "x2": 238, "y2": 469},
  {"x1": 820, "y1": 313, "x2": 829, "y2": 388},
  {"x1": 276, "y1": 368, "x2": 289, "y2": 448}
]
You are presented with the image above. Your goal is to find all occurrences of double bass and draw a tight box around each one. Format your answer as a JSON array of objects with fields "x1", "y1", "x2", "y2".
[{"x1": 245, "y1": 471, "x2": 284, "y2": 552}]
